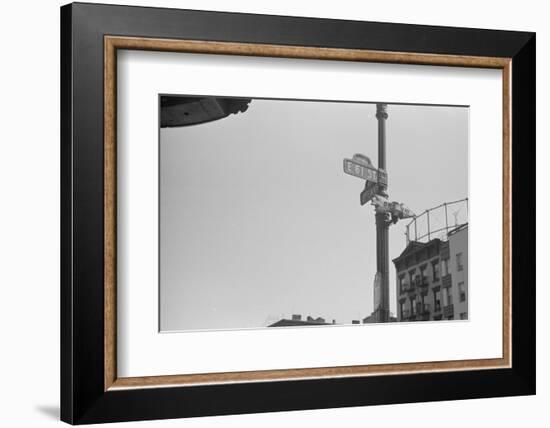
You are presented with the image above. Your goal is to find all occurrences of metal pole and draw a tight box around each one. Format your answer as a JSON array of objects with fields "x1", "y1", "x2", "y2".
[
  {"x1": 427, "y1": 209, "x2": 431, "y2": 241},
  {"x1": 375, "y1": 103, "x2": 389, "y2": 323},
  {"x1": 444, "y1": 203, "x2": 449, "y2": 234}
]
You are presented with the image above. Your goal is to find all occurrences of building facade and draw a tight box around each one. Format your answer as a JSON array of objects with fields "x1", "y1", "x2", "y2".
[
  {"x1": 447, "y1": 224, "x2": 468, "y2": 320},
  {"x1": 393, "y1": 224, "x2": 468, "y2": 322}
]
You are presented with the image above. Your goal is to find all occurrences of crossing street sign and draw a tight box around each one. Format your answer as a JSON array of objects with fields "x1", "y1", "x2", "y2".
[
  {"x1": 343, "y1": 158, "x2": 379, "y2": 182},
  {"x1": 360, "y1": 182, "x2": 379, "y2": 205}
]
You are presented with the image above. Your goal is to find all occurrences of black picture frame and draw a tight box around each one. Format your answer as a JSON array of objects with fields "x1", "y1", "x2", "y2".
[{"x1": 61, "y1": 2, "x2": 535, "y2": 424}]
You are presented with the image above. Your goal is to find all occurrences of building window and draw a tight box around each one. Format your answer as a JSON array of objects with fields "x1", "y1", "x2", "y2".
[
  {"x1": 460, "y1": 312, "x2": 467, "y2": 320},
  {"x1": 459, "y1": 282, "x2": 466, "y2": 302},
  {"x1": 400, "y1": 301, "x2": 406, "y2": 319},
  {"x1": 408, "y1": 270, "x2": 415, "y2": 287},
  {"x1": 445, "y1": 287, "x2": 453, "y2": 305},
  {"x1": 420, "y1": 265, "x2": 427, "y2": 284},
  {"x1": 398, "y1": 275, "x2": 405, "y2": 293},
  {"x1": 456, "y1": 252, "x2": 464, "y2": 271},
  {"x1": 410, "y1": 298, "x2": 416, "y2": 315},
  {"x1": 432, "y1": 260, "x2": 440, "y2": 281},
  {"x1": 442, "y1": 259, "x2": 449, "y2": 276},
  {"x1": 434, "y1": 289, "x2": 441, "y2": 311}
]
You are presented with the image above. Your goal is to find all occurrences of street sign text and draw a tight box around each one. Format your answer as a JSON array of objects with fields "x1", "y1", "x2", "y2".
[{"x1": 343, "y1": 159, "x2": 378, "y2": 182}]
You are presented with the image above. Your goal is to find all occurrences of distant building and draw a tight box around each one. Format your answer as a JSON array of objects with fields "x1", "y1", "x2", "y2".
[
  {"x1": 268, "y1": 314, "x2": 333, "y2": 327},
  {"x1": 447, "y1": 224, "x2": 468, "y2": 320},
  {"x1": 268, "y1": 311, "x2": 398, "y2": 327},
  {"x1": 393, "y1": 223, "x2": 468, "y2": 322}
]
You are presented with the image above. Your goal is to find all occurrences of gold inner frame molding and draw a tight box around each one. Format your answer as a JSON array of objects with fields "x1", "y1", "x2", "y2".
[{"x1": 104, "y1": 35, "x2": 512, "y2": 391}]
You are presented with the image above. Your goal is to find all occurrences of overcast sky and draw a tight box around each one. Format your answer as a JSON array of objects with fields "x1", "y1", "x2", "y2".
[{"x1": 159, "y1": 98, "x2": 468, "y2": 332}]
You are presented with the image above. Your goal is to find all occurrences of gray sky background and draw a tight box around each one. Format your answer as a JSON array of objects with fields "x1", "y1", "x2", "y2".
[{"x1": 160, "y1": 99, "x2": 468, "y2": 331}]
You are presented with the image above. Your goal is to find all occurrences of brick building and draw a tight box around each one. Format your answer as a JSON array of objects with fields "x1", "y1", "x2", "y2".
[{"x1": 393, "y1": 223, "x2": 468, "y2": 322}]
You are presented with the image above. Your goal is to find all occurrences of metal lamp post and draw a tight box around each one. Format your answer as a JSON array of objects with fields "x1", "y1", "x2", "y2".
[
  {"x1": 343, "y1": 103, "x2": 414, "y2": 323},
  {"x1": 375, "y1": 104, "x2": 390, "y2": 322}
]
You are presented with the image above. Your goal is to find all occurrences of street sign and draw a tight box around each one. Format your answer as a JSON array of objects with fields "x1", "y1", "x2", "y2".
[
  {"x1": 360, "y1": 182, "x2": 379, "y2": 205},
  {"x1": 344, "y1": 154, "x2": 388, "y2": 187},
  {"x1": 343, "y1": 158, "x2": 379, "y2": 182},
  {"x1": 351, "y1": 153, "x2": 373, "y2": 166}
]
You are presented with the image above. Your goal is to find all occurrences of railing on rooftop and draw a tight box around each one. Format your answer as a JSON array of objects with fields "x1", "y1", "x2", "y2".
[{"x1": 405, "y1": 198, "x2": 468, "y2": 245}]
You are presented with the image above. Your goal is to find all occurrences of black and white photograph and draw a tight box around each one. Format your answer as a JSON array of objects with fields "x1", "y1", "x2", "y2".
[
  {"x1": 159, "y1": 96, "x2": 469, "y2": 332},
  {"x1": 58, "y1": 8, "x2": 532, "y2": 419},
  {"x1": 0, "y1": 0, "x2": 541, "y2": 426}
]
